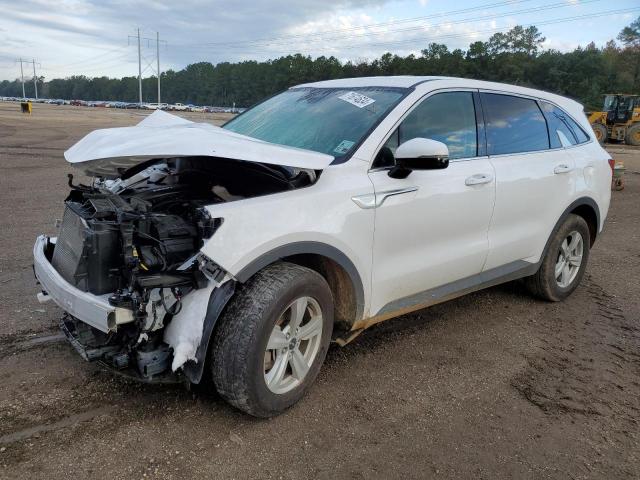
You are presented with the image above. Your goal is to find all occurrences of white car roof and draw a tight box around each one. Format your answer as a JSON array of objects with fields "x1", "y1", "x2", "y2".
[
  {"x1": 293, "y1": 75, "x2": 585, "y2": 117},
  {"x1": 294, "y1": 76, "x2": 446, "y2": 89}
]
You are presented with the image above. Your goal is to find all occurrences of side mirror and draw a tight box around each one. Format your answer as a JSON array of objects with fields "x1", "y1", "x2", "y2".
[{"x1": 389, "y1": 138, "x2": 449, "y2": 179}]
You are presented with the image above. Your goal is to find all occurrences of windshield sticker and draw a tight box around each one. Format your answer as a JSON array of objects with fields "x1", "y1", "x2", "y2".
[
  {"x1": 334, "y1": 140, "x2": 355, "y2": 154},
  {"x1": 338, "y1": 91, "x2": 376, "y2": 109}
]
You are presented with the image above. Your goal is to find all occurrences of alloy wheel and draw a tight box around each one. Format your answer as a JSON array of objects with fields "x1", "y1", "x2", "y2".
[
  {"x1": 555, "y1": 230, "x2": 584, "y2": 288},
  {"x1": 264, "y1": 296, "x2": 324, "y2": 394}
]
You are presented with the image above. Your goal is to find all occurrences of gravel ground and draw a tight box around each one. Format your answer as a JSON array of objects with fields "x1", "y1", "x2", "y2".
[{"x1": 0, "y1": 102, "x2": 638, "y2": 479}]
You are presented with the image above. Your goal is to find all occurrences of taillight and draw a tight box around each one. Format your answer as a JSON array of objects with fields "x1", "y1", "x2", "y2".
[{"x1": 608, "y1": 159, "x2": 615, "y2": 173}]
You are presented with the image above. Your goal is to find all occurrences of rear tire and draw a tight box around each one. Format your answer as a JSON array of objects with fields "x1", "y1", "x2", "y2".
[
  {"x1": 525, "y1": 214, "x2": 590, "y2": 302},
  {"x1": 625, "y1": 123, "x2": 640, "y2": 146},
  {"x1": 591, "y1": 122, "x2": 607, "y2": 145},
  {"x1": 210, "y1": 262, "x2": 333, "y2": 417}
]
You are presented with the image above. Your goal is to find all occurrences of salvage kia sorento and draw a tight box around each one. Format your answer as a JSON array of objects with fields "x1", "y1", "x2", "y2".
[{"x1": 33, "y1": 76, "x2": 612, "y2": 417}]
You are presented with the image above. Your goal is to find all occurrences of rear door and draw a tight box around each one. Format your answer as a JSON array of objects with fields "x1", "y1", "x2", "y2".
[
  {"x1": 481, "y1": 92, "x2": 578, "y2": 270},
  {"x1": 367, "y1": 90, "x2": 496, "y2": 315}
]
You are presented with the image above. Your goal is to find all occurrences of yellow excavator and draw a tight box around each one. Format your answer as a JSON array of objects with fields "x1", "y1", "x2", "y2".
[{"x1": 589, "y1": 94, "x2": 640, "y2": 146}]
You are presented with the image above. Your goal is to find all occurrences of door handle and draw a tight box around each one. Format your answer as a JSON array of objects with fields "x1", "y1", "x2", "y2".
[
  {"x1": 554, "y1": 164, "x2": 573, "y2": 174},
  {"x1": 465, "y1": 173, "x2": 493, "y2": 186}
]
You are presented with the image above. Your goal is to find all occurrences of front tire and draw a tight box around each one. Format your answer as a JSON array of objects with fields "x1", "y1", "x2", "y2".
[
  {"x1": 210, "y1": 262, "x2": 334, "y2": 417},
  {"x1": 525, "y1": 214, "x2": 590, "y2": 302}
]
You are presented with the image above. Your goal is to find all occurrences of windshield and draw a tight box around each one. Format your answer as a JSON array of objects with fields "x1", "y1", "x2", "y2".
[
  {"x1": 603, "y1": 95, "x2": 617, "y2": 111},
  {"x1": 223, "y1": 87, "x2": 407, "y2": 160}
]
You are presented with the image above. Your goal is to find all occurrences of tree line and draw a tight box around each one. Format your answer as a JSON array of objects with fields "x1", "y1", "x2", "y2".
[{"x1": 1, "y1": 18, "x2": 639, "y2": 110}]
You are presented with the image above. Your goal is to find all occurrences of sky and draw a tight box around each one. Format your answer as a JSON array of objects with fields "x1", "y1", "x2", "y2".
[{"x1": 0, "y1": 0, "x2": 638, "y2": 82}]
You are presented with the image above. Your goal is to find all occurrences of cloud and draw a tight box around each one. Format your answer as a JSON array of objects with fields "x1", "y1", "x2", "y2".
[
  {"x1": 0, "y1": 0, "x2": 396, "y2": 79},
  {"x1": 0, "y1": 0, "x2": 634, "y2": 81}
]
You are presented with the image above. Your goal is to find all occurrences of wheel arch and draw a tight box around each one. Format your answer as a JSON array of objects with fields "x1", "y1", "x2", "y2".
[
  {"x1": 235, "y1": 242, "x2": 365, "y2": 326},
  {"x1": 542, "y1": 197, "x2": 600, "y2": 262},
  {"x1": 183, "y1": 242, "x2": 365, "y2": 385},
  {"x1": 570, "y1": 201, "x2": 599, "y2": 247}
]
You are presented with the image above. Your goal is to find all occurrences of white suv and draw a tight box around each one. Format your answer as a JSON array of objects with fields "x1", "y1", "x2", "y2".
[{"x1": 33, "y1": 76, "x2": 611, "y2": 416}]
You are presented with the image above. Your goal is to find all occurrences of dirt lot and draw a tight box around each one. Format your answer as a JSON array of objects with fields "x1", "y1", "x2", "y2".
[{"x1": 0, "y1": 102, "x2": 638, "y2": 479}]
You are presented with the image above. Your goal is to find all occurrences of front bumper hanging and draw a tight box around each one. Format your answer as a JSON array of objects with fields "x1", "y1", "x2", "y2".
[{"x1": 33, "y1": 235, "x2": 134, "y2": 333}]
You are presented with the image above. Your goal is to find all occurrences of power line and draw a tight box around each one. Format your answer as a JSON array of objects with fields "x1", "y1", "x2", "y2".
[
  {"x1": 17, "y1": 58, "x2": 26, "y2": 98},
  {"x1": 32, "y1": 59, "x2": 41, "y2": 99},
  {"x1": 15, "y1": 58, "x2": 39, "y2": 98},
  {"x1": 175, "y1": 0, "x2": 539, "y2": 48},
  {"x1": 217, "y1": 0, "x2": 605, "y2": 50},
  {"x1": 136, "y1": 28, "x2": 142, "y2": 105},
  {"x1": 49, "y1": 45, "x2": 128, "y2": 70},
  {"x1": 157, "y1": 31, "x2": 162, "y2": 103},
  {"x1": 189, "y1": 0, "x2": 602, "y2": 56},
  {"x1": 41, "y1": 52, "x2": 133, "y2": 77},
  {"x1": 167, "y1": 0, "x2": 613, "y2": 58},
  {"x1": 128, "y1": 29, "x2": 166, "y2": 104},
  {"x1": 330, "y1": 6, "x2": 640, "y2": 52},
  {"x1": 13, "y1": 2, "x2": 636, "y2": 82},
  {"x1": 178, "y1": 5, "x2": 639, "y2": 57}
]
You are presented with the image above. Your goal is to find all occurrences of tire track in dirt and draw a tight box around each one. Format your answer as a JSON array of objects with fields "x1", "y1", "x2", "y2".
[
  {"x1": 0, "y1": 354, "x2": 189, "y2": 450},
  {"x1": 0, "y1": 331, "x2": 65, "y2": 361},
  {"x1": 0, "y1": 406, "x2": 114, "y2": 444},
  {"x1": 512, "y1": 275, "x2": 639, "y2": 418},
  {"x1": 1, "y1": 145, "x2": 63, "y2": 151}
]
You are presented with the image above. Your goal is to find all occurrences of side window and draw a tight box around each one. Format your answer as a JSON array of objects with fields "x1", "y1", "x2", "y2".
[
  {"x1": 539, "y1": 101, "x2": 589, "y2": 147},
  {"x1": 399, "y1": 92, "x2": 478, "y2": 160},
  {"x1": 482, "y1": 93, "x2": 549, "y2": 155},
  {"x1": 566, "y1": 114, "x2": 589, "y2": 143},
  {"x1": 374, "y1": 91, "x2": 477, "y2": 168}
]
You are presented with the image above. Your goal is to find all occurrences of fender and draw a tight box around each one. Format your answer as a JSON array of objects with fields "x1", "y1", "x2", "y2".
[
  {"x1": 236, "y1": 241, "x2": 365, "y2": 321},
  {"x1": 183, "y1": 280, "x2": 236, "y2": 384},
  {"x1": 539, "y1": 196, "x2": 600, "y2": 263},
  {"x1": 184, "y1": 242, "x2": 366, "y2": 384}
]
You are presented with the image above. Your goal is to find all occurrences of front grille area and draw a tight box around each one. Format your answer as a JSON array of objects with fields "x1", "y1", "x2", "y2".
[
  {"x1": 51, "y1": 204, "x2": 122, "y2": 294},
  {"x1": 51, "y1": 206, "x2": 88, "y2": 284}
]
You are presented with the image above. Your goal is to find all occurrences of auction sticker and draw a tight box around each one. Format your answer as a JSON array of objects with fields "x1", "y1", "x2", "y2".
[
  {"x1": 334, "y1": 140, "x2": 355, "y2": 154},
  {"x1": 338, "y1": 91, "x2": 376, "y2": 109}
]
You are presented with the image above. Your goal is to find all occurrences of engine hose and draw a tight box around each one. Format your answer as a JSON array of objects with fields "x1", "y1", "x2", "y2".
[{"x1": 160, "y1": 288, "x2": 182, "y2": 315}]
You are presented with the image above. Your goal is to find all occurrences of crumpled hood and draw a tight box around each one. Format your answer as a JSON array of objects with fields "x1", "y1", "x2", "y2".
[{"x1": 64, "y1": 110, "x2": 334, "y2": 177}]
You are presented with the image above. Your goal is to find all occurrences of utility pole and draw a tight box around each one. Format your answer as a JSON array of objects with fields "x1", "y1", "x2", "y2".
[
  {"x1": 137, "y1": 28, "x2": 142, "y2": 106},
  {"x1": 156, "y1": 31, "x2": 161, "y2": 104},
  {"x1": 19, "y1": 58, "x2": 25, "y2": 99},
  {"x1": 128, "y1": 29, "x2": 166, "y2": 105},
  {"x1": 32, "y1": 59, "x2": 38, "y2": 99}
]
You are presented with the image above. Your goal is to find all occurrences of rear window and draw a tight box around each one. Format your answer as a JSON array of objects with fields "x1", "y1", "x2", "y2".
[
  {"x1": 481, "y1": 93, "x2": 549, "y2": 155},
  {"x1": 540, "y1": 101, "x2": 590, "y2": 147}
]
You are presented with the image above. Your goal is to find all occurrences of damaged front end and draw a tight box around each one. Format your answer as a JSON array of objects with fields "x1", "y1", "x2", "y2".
[
  {"x1": 34, "y1": 160, "x2": 232, "y2": 383},
  {"x1": 33, "y1": 111, "x2": 328, "y2": 384},
  {"x1": 34, "y1": 161, "x2": 318, "y2": 384}
]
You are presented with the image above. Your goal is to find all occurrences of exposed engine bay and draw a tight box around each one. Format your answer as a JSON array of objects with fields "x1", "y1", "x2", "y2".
[{"x1": 43, "y1": 156, "x2": 317, "y2": 382}]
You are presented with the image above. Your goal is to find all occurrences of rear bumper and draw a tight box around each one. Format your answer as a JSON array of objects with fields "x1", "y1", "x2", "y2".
[{"x1": 33, "y1": 235, "x2": 133, "y2": 333}]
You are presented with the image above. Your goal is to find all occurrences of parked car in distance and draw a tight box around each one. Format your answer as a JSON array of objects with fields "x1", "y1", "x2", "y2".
[
  {"x1": 143, "y1": 103, "x2": 168, "y2": 110},
  {"x1": 33, "y1": 76, "x2": 611, "y2": 417},
  {"x1": 183, "y1": 104, "x2": 203, "y2": 112}
]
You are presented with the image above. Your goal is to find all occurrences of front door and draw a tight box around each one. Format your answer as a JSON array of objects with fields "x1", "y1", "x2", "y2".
[{"x1": 367, "y1": 91, "x2": 495, "y2": 316}]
